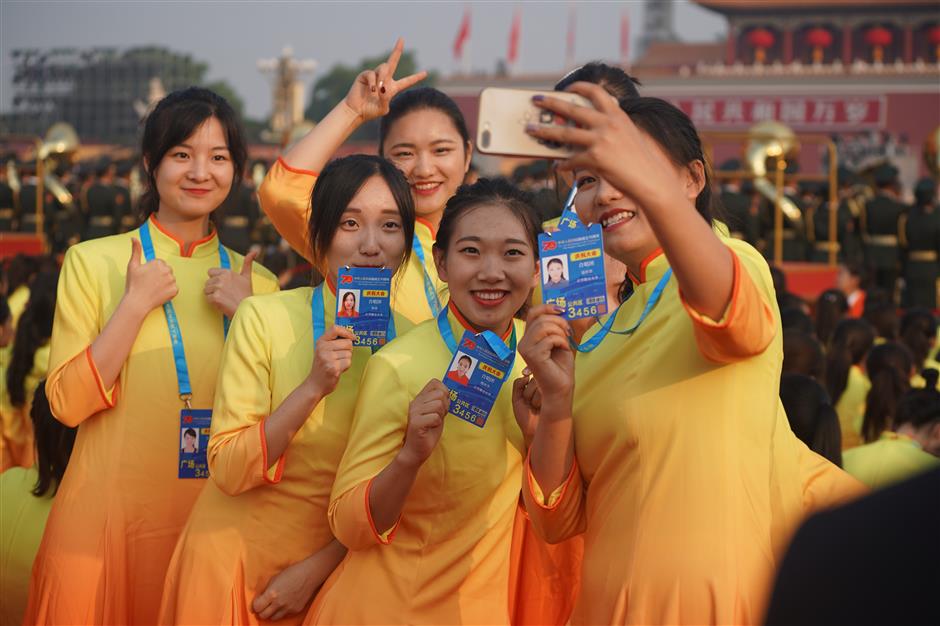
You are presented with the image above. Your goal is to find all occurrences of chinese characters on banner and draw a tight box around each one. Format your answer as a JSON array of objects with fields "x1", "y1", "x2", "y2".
[{"x1": 669, "y1": 96, "x2": 885, "y2": 130}]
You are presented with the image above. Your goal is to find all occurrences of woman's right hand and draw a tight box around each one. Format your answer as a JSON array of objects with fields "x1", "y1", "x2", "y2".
[
  {"x1": 306, "y1": 325, "x2": 356, "y2": 397},
  {"x1": 124, "y1": 238, "x2": 178, "y2": 314},
  {"x1": 397, "y1": 379, "x2": 449, "y2": 468},
  {"x1": 343, "y1": 38, "x2": 428, "y2": 123},
  {"x1": 518, "y1": 304, "x2": 576, "y2": 405}
]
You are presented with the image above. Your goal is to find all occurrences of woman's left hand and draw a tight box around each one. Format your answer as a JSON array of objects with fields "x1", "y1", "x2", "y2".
[
  {"x1": 204, "y1": 250, "x2": 257, "y2": 317},
  {"x1": 524, "y1": 82, "x2": 675, "y2": 208}
]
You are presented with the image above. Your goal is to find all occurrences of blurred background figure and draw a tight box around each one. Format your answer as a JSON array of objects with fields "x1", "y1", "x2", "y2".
[{"x1": 779, "y1": 373, "x2": 843, "y2": 467}]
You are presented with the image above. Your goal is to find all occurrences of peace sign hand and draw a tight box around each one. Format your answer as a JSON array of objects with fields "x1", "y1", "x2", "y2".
[{"x1": 344, "y1": 38, "x2": 428, "y2": 123}]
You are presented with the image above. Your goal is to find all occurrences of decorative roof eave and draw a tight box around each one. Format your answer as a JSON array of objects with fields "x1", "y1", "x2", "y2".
[{"x1": 695, "y1": 0, "x2": 937, "y2": 16}]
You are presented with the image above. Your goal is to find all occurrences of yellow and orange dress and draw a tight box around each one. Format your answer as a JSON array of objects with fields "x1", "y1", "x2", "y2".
[
  {"x1": 523, "y1": 240, "x2": 867, "y2": 625},
  {"x1": 24, "y1": 216, "x2": 277, "y2": 625},
  {"x1": 0, "y1": 343, "x2": 48, "y2": 471},
  {"x1": 843, "y1": 431, "x2": 940, "y2": 490},
  {"x1": 835, "y1": 364, "x2": 869, "y2": 450},
  {"x1": 159, "y1": 285, "x2": 413, "y2": 625},
  {"x1": 304, "y1": 306, "x2": 529, "y2": 625},
  {"x1": 259, "y1": 158, "x2": 447, "y2": 325}
]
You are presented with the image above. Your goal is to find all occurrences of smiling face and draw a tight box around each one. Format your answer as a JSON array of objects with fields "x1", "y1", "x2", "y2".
[
  {"x1": 152, "y1": 116, "x2": 234, "y2": 222},
  {"x1": 383, "y1": 109, "x2": 471, "y2": 224},
  {"x1": 573, "y1": 130, "x2": 703, "y2": 269},
  {"x1": 434, "y1": 203, "x2": 538, "y2": 335},
  {"x1": 323, "y1": 175, "x2": 407, "y2": 280}
]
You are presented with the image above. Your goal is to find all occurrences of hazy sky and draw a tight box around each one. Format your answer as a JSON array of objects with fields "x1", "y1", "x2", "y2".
[{"x1": 0, "y1": 1, "x2": 727, "y2": 119}]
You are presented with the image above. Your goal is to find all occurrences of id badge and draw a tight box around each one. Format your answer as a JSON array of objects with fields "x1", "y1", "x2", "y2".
[
  {"x1": 336, "y1": 267, "x2": 393, "y2": 348},
  {"x1": 538, "y1": 222, "x2": 608, "y2": 320},
  {"x1": 442, "y1": 330, "x2": 512, "y2": 428},
  {"x1": 178, "y1": 409, "x2": 211, "y2": 479}
]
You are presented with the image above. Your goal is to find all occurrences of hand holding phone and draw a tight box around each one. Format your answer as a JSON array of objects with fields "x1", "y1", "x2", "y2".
[{"x1": 476, "y1": 88, "x2": 593, "y2": 159}]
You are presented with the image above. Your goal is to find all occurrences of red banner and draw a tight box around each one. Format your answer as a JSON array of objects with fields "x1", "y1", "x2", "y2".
[{"x1": 669, "y1": 96, "x2": 886, "y2": 130}]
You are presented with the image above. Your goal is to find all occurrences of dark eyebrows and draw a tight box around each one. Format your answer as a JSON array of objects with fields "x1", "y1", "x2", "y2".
[
  {"x1": 455, "y1": 235, "x2": 531, "y2": 247},
  {"x1": 343, "y1": 207, "x2": 402, "y2": 217},
  {"x1": 176, "y1": 143, "x2": 230, "y2": 152},
  {"x1": 389, "y1": 138, "x2": 459, "y2": 151}
]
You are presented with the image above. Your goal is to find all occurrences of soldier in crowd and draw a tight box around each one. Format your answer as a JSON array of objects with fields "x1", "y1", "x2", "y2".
[
  {"x1": 717, "y1": 159, "x2": 757, "y2": 246},
  {"x1": 806, "y1": 181, "x2": 853, "y2": 264},
  {"x1": 218, "y1": 172, "x2": 259, "y2": 255},
  {"x1": 82, "y1": 157, "x2": 120, "y2": 241},
  {"x1": 48, "y1": 162, "x2": 83, "y2": 253},
  {"x1": 0, "y1": 155, "x2": 15, "y2": 231},
  {"x1": 114, "y1": 159, "x2": 135, "y2": 232},
  {"x1": 901, "y1": 178, "x2": 940, "y2": 309},
  {"x1": 16, "y1": 161, "x2": 61, "y2": 241},
  {"x1": 861, "y1": 163, "x2": 905, "y2": 298},
  {"x1": 760, "y1": 162, "x2": 807, "y2": 262}
]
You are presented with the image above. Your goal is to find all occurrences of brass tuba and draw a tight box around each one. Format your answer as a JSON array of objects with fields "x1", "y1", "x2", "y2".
[
  {"x1": 37, "y1": 122, "x2": 80, "y2": 207},
  {"x1": 746, "y1": 120, "x2": 803, "y2": 224}
]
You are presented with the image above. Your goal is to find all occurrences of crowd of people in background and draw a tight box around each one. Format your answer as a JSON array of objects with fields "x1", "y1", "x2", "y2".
[{"x1": 0, "y1": 43, "x2": 937, "y2": 626}]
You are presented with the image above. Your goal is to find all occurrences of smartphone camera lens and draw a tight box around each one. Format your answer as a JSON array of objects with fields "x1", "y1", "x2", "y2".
[
  {"x1": 481, "y1": 129, "x2": 491, "y2": 149},
  {"x1": 539, "y1": 110, "x2": 554, "y2": 124}
]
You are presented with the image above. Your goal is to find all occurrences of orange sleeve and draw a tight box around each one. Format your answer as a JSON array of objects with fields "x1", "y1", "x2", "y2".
[
  {"x1": 679, "y1": 248, "x2": 776, "y2": 364},
  {"x1": 257, "y1": 157, "x2": 317, "y2": 262},
  {"x1": 206, "y1": 297, "x2": 285, "y2": 495},
  {"x1": 796, "y1": 438, "x2": 868, "y2": 514},
  {"x1": 521, "y1": 453, "x2": 587, "y2": 544},
  {"x1": 45, "y1": 246, "x2": 118, "y2": 427},
  {"x1": 328, "y1": 478, "x2": 401, "y2": 550}
]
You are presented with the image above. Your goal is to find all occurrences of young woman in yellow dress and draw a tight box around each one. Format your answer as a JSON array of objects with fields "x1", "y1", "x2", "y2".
[
  {"x1": 158, "y1": 154, "x2": 416, "y2": 625},
  {"x1": 259, "y1": 39, "x2": 468, "y2": 325},
  {"x1": 24, "y1": 88, "x2": 278, "y2": 625},
  {"x1": 518, "y1": 87, "x2": 866, "y2": 625},
  {"x1": 301, "y1": 179, "x2": 551, "y2": 625}
]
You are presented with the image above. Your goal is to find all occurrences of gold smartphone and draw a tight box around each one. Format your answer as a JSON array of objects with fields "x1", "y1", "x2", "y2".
[{"x1": 476, "y1": 88, "x2": 592, "y2": 159}]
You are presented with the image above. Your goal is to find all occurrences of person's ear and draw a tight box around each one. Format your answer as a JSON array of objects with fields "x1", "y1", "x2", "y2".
[
  {"x1": 433, "y1": 245, "x2": 448, "y2": 283},
  {"x1": 463, "y1": 141, "x2": 473, "y2": 174},
  {"x1": 685, "y1": 160, "x2": 706, "y2": 202}
]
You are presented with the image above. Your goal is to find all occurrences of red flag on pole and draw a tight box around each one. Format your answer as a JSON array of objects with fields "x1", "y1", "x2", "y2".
[
  {"x1": 508, "y1": 9, "x2": 521, "y2": 66},
  {"x1": 620, "y1": 10, "x2": 630, "y2": 64},
  {"x1": 566, "y1": 5, "x2": 576, "y2": 67},
  {"x1": 453, "y1": 8, "x2": 471, "y2": 60}
]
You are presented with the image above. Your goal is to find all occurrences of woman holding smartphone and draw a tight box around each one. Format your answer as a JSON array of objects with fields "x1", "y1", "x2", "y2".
[{"x1": 518, "y1": 87, "x2": 865, "y2": 625}]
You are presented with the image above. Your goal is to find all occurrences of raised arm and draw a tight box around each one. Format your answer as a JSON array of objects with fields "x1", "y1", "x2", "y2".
[
  {"x1": 527, "y1": 83, "x2": 734, "y2": 321},
  {"x1": 258, "y1": 39, "x2": 426, "y2": 260}
]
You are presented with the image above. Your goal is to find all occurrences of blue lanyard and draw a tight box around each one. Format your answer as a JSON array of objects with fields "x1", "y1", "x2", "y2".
[
  {"x1": 311, "y1": 284, "x2": 396, "y2": 350},
  {"x1": 436, "y1": 305, "x2": 517, "y2": 369},
  {"x1": 412, "y1": 233, "x2": 443, "y2": 317},
  {"x1": 572, "y1": 268, "x2": 672, "y2": 353},
  {"x1": 138, "y1": 221, "x2": 231, "y2": 406}
]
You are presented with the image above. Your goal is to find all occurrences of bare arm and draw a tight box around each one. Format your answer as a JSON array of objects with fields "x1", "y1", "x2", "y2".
[
  {"x1": 281, "y1": 38, "x2": 427, "y2": 174},
  {"x1": 528, "y1": 83, "x2": 734, "y2": 320}
]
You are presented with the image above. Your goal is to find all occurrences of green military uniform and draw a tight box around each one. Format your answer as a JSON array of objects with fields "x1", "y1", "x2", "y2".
[
  {"x1": 760, "y1": 190, "x2": 807, "y2": 262},
  {"x1": 115, "y1": 160, "x2": 136, "y2": 232},
  {"x1": 219, "y1": 182, "x2": 259, "y2": 255},
  {"x1": 862, "y1": 165, "x2": 904, "y2": 296},
  {"x1": 902, "y1": 178, "x2": 940, "y2": 309},
  {"x1": 0, "y1": 178, "x2": 14, "y2": 232},
  {"x1": 82, "y1": 160, "x2": 122, "y2": 241},
  {"x1": 807, "y1": 184, "x2": 852, "y2": 264},
  {"x1": 17, "y1": 179, "x2": 62, "y2": 243}
]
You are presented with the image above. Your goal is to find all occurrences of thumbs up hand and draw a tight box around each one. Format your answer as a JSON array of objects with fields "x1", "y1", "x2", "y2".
[
  {"x1": 204, "y1": 249, "x2": 258, "y2": 317},
  {"x1": 124, "y1": 238, "x2": 178, "y2": 314}
]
